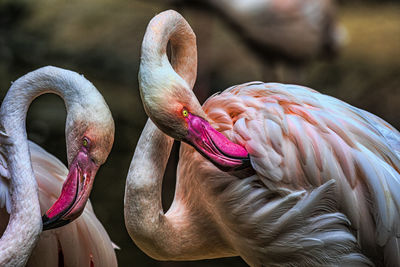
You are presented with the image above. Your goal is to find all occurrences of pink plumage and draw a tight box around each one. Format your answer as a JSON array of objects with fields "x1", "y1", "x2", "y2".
[{"x1": 127, "y1": 10, "x2": 400, "y2": 266}]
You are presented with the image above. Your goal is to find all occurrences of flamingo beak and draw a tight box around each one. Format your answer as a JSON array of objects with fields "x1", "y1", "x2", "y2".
[
  {"x1": 42, "y1": 147, "x2": 99, "y2": 230},
  {"x1": 184, "y1": 113, "x2": 250, "y2": 171}
]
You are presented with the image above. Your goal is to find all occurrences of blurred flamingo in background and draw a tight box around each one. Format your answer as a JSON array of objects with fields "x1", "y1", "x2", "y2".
[
  {"x1": 0, "y1": 67, "x2": 117, "y2": 266},
  {"x1": 125, "y1": 10, "x2": 399, "y2": 266},
  {"x1": 166, "y1": 0, "x2": 346, "y2": 82}
]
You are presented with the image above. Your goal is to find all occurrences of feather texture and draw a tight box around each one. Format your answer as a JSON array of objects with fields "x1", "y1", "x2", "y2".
[
  {"x1": 198, "y1": 81, "x2": 400, "y2": 265},
  {"x1": 132, "y1": 10, "x2": 397, "y2": 266}
]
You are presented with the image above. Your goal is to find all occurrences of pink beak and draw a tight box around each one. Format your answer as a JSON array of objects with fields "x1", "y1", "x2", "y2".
[
  {"x1": 42, "y1": 147, "x2": 99, "y2": 230},
  {"x1": 184, "y1": 112, "x2": 250, "y2": 171}
]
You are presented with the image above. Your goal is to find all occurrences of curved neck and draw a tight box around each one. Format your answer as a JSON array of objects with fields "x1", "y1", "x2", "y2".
[
  {"x1": 140, "y1": 10, "x2": 197, "y2": 89},
  {"x1": 0, "y1": 66, "x2": 92, "y2": 266},
  {"x1": 124, "y1": 119, "x2": 175, "y2": 259},
  {"x1": 129, "y1": 12, "x2": 197, "y2": 256}
]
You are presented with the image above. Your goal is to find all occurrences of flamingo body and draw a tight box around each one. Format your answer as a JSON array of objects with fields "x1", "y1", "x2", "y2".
[
  {"x1": 126, "y1": 10, "x2": 400, "y2": 266},
  {"x1": 178, "y1": 81, "x2": 400, "y2": 265}
]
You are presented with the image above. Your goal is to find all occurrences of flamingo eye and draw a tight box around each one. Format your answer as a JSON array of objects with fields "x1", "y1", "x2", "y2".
[
  {"x1": 182, "y1": 109, "x2": 189, "y2": 117},
  {"x1": 83, "y1": 137, "x2": 89, "y2": 147}
]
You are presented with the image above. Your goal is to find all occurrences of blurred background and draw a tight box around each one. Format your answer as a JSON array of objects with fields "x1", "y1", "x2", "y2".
[{"x1": 0, "y1": 0, "x2": 399, "y2": 266}]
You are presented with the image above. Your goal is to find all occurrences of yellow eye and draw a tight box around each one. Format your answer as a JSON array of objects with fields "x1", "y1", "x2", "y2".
[
  {"x1": 182, "y1": 109, "x2": 189, "y2": 117},
  {"x1": 83, "y1": 138, "x2": 88, "y2": 147}
]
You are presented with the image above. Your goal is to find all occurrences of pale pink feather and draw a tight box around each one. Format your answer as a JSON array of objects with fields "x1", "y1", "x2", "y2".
[{"x1": 202, "y1": 81, "x2": 400, "y2": 265}]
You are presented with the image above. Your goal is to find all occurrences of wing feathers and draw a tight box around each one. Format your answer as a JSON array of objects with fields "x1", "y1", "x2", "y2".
[
  {"x1": 203, "y1": 82, "x2": 400, "y2": 263},
  {"x1": 217, "y1": 177, "x2": 371, "y2": 266}
]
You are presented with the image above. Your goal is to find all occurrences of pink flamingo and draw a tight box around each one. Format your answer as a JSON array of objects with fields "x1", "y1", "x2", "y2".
[
  {"x1": 0, "y1": 66, "x2": 117, "y2": 266},
  {"x1": 125, "y1": 10, "x2": 399, "y2": 266}
]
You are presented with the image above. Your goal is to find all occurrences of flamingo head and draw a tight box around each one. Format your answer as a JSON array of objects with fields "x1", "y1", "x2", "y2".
[
  {"x1": 139, "y1": 9, "x2": 249, "y2": 172},
  {"x1": 140, "y1": 73, "x2": 250, "y2": 172},
  {"x1": 42, "y1": 93, "x2": 114, "y2": 230}
]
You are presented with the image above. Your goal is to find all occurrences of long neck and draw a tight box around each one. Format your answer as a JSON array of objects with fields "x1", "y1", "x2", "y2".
[
  {"x1": 124, "y1": 119, "x2": 175, "y2": 258},
  {"x1": 126, "y1": 11, "x2": 193, "y2": 255},
  {"x1": 0, "y1": 66, "x2": 92, "y2": 266},
  {"x1": 126, "y1": 11, "x2": 214, "y2": 259}
]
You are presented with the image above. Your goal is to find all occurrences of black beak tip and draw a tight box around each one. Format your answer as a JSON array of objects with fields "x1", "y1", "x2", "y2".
[{"x1": 42, "y1": 214, "x2": 70, "y2": 231}]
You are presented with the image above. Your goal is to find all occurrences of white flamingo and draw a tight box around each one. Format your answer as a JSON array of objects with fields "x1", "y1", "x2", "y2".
[
  {"x1": 0, "y1": 66, "x2": 117, "y2": 266},
  {"x1": 125, "y1": 10, "x2": 399, "y2": 266}
]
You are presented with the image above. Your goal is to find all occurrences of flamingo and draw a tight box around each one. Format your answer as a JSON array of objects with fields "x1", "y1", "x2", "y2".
[
  {"x1": 0, "y1": 66, "x2": 117, "y2": 266},
  {"x1": 125, "y1": 10, "x2": 400, "y2": 266}
]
